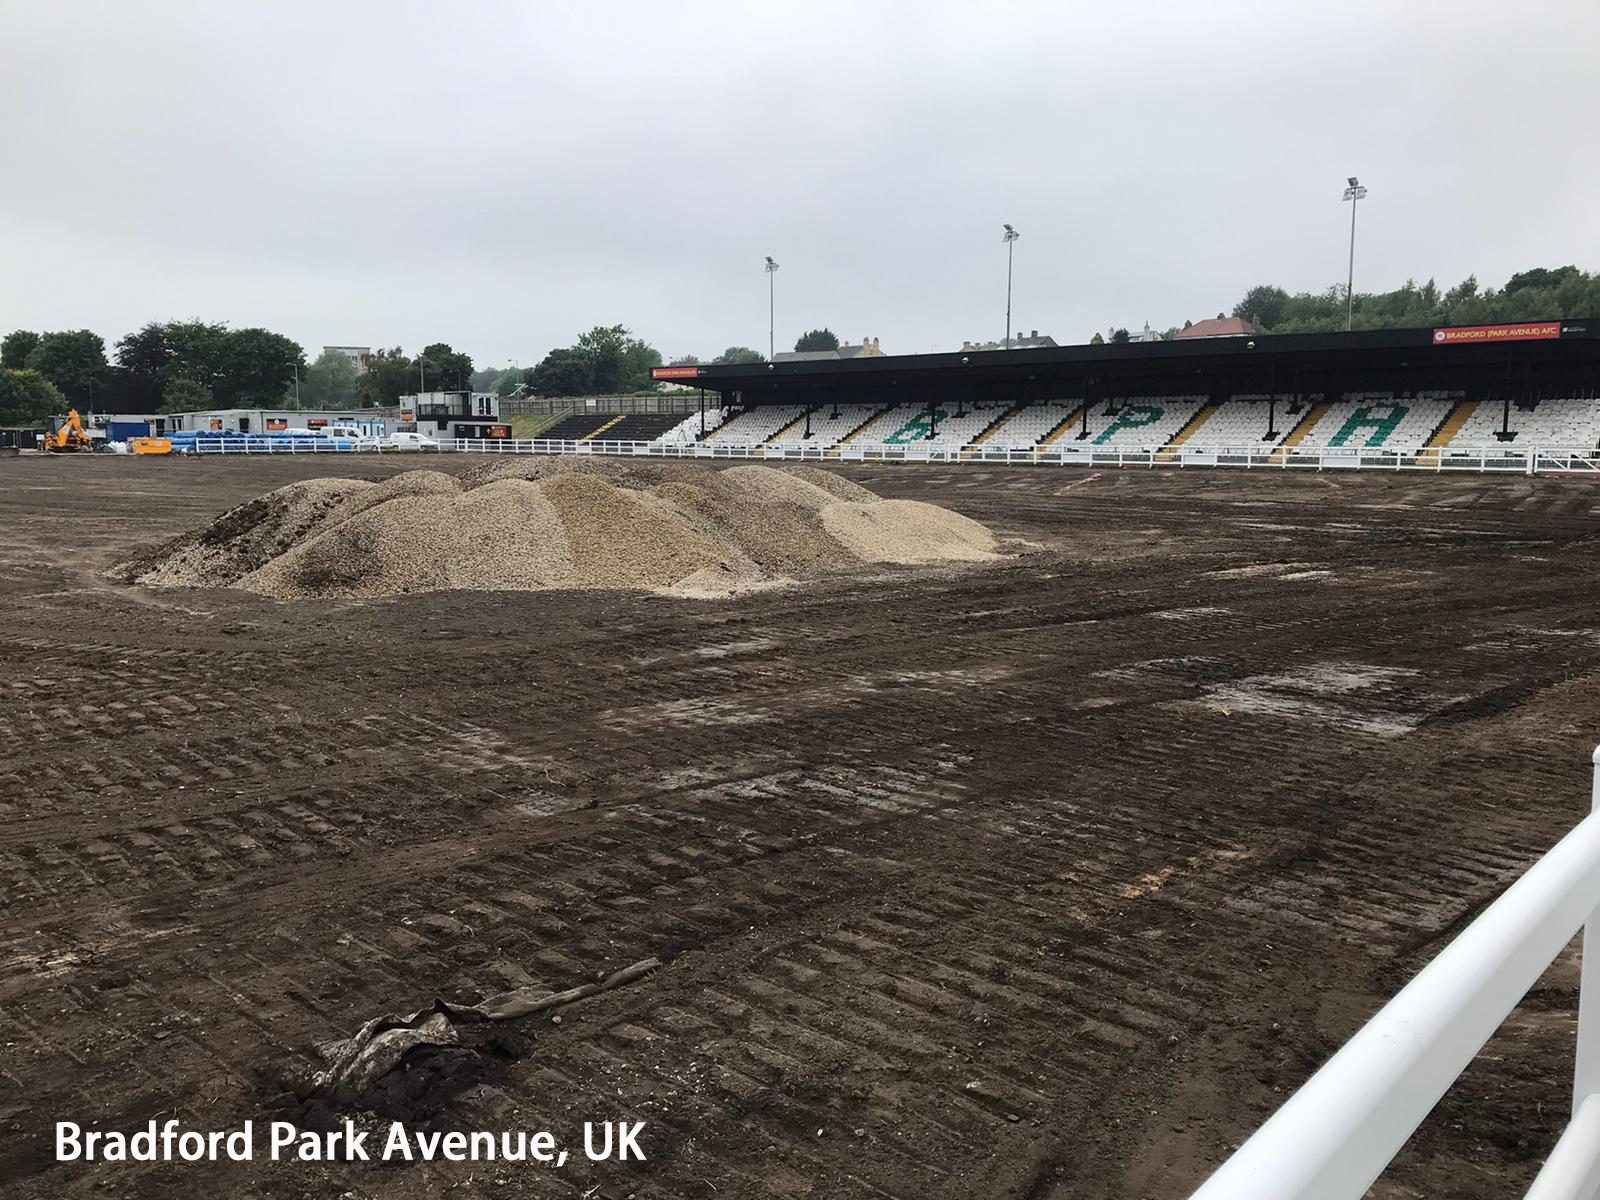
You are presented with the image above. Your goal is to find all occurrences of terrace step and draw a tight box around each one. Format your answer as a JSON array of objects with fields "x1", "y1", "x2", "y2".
[
  {"x1": 960, "y1": 405, "x2": 1020, "y2": 459},
  {"x1": 1417, "y1": 400, "x2": 1480, "y2": 466},
  {"x1": 1268, "y1": 403, "x2": 1331, "y2": 464},
  {"x1": 1156, "y1": 403, "x2": 1221, "y2": 462},
  {"x1": 763, "y1": 412, "x2": 810, "y2": 446},
  {"x1": 828, "y1": 409, "x2": 893, "y2": 458},
  {"x1": 579, "y1": 415, "x2": 626, "y2": 442},
  {"x1": 1038, "y1": 403, "x2": 1090, "y2": 448}
]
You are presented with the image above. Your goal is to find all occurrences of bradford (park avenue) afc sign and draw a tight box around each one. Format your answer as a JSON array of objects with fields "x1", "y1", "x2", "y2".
[{"x1": 1432, "y1": 322, "x2": 1562, "y2": 345}]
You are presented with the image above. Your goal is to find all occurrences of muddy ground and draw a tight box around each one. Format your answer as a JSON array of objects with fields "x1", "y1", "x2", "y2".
[{"x1": 4, "y1": 454, "x2": 1600, "y2": 1200}]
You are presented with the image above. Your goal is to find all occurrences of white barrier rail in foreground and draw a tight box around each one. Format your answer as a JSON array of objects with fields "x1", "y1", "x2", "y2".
[
  {"x1": 439, "y1": 439, "x2": 1600, "y2": 474},
  {"x1": 176, "y1": 436, "x2": 1600, "y2": 475},
  {"x1": 1188, "y1": 746, "x2": 1600, "y2": 1200}
]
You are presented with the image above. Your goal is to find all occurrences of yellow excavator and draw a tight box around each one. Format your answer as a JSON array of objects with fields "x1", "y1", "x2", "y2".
[{"x1": 40, "y1": 409, "x2": 95, "y2": 453}]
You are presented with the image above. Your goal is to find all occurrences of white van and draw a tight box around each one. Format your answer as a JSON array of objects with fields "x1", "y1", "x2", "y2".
[
  {"x1": 386, "y1": 431, "x2": 440, "y2": 451},
  {"x1": 323, "y1": 425, "x2": 378, "y2": 446}
]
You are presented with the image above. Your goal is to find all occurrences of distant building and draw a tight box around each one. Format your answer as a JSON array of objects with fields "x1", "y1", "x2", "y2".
[
  {"x1": 396, "y1": 390, "x2": 505, "y2": 440},
  {"x1": 162, "y1": 407, "x2": 389, "y2": 437},
  {"x1": 324, "y1": 345, "x2": 372, "y2": 373},
  {"x1": 961, "y1": 330, "x2": 1058, "y2": 352},
  {"x1": 773, "y1": 336, "x2": 886, "y2": 363},
  {"x1": 1176, "y1": 315, "x2": 1258, "y2": 340}
]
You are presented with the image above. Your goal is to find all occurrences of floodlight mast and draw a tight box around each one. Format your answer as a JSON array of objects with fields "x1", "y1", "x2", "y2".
[
  {"x1": 1342, "y1": 177, "x2": 1368, "y2": 331},
  {"x1": 764, "y1": 257, "x2": 779, "y2": 360},
  {"x1": 1003, "y1": 224, "x2": 1020, "y2": 350}
]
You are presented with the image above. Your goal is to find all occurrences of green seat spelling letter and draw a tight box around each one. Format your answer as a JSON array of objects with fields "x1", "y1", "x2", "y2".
[
  {"x1": 1328, "y1": 404, "x2": 1409, "y2": 448},
  {"x1": 1092, "y1": 405, "x2": 1164, "y2": 445},
  {"x1": 885, "y1": 410, "x2": 948, "y2": 444}
]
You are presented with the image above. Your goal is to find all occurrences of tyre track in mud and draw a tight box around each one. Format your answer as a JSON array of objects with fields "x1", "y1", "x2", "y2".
[{"x1": 3, "y1": 458, "x2": 1600, "y2": 1198}]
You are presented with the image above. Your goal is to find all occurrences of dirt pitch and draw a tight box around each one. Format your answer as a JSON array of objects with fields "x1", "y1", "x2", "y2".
[{"x1": 5, "y1": 454, "x2": 1600, "y2": 1200}]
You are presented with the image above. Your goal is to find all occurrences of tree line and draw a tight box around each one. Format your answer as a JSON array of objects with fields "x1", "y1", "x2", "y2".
[
  {"x1": 0, "y1": 322, "x2": 479, "y2": 426},
  {"x1": 1, "y1": 316, "x2": 851, "y2": 424},
  {"x1": 1232, "y1": 265, "x2": 1600, "y2": 335},
  {"x1": 474, "y1": 328, "x2": 845, "y2": 400}
]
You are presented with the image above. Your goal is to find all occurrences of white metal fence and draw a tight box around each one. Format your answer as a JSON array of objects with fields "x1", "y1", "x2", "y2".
[
  {"x1": 1188, "y1": 745, "x2": 1600, "y2": 1200},
  {"x1": 175, "y1": 436, "x2": 1600, "y2": 475}
]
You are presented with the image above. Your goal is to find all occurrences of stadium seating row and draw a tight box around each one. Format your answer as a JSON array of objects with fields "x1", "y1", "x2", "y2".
[{"x1": 634, "y1": 396, "x2": 1600, "y2": 454}]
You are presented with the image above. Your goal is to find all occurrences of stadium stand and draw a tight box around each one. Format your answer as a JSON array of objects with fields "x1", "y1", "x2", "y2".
[
  {"x1": 597, "y1": 413, "x2": 682, "y2": 441},
  {"x1": 766, "y1": 404, "x2": 880, "y2": 449},
  {"x1": 1071, "y1": 396, "x2": 1207, "y2": 449},
  {"x1": 706, "y1": 406, "x2": 806, "y2": 443},
  {"x1": 859, "y1": 404, "x2": 1006, "y2": 449},
  {"x1": 984, "y1": 401, "x2": 1085, "y2": 449},
  {"x1": 1177, "y1": 396, "x2": 1300, "y2": 449},
  {"x1": 1443, "y1": 396, "x2": 1600, "y2": 449},
  {"x1": 829, "y1": 406, "x2": 902, "y2": 451},
  {"x1": 636, "y1": 394, "x2": 1600, "y2": 459},
  {"x1": 537, "y1": 413, "x2": 623, "y2": 440},
  {"x1": 657, "y1": 408, "x2": 729, "y2": 442},
  {"x1": 1289, "y1": 393, "x2": 1456, "y2": 451}
]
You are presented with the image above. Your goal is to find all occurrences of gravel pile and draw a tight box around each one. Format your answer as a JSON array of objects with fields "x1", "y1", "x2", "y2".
[
  {"x1": 121, "y1": 478, "x2": 375, "y2": 587},
  {"x1": 125, "y1": 461, "x2": 1002, "y2": 599},
  {"x1": 241, "y1": 480, "x2": 572, "y2": 598},
  {"x1": 819, "y1": 499, "x2": 999, "y2": 564}
]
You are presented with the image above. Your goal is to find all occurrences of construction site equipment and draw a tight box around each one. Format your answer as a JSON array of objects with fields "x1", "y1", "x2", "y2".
[{"x1": 41, "y1": 410, "x2": 94, "y2": 453}]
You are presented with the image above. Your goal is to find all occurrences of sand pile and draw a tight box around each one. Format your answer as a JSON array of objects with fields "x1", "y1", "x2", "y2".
[{"x1": 122, "y1": 461, "x2": 1000, "y2": 600}]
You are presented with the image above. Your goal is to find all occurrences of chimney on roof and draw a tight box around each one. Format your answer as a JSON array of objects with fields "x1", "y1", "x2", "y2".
[
  {"x1": 1217, "y1": 312, "x2": 1225, "y2": 320},
  {"x1": 1030, "y1": 330, "x2": 1038, "y2": 338}
]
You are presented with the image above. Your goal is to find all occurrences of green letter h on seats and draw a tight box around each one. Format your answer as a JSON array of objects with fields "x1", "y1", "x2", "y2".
[{"x1": 1328, "y1": 404, "x2": 1408, "y2": 448}]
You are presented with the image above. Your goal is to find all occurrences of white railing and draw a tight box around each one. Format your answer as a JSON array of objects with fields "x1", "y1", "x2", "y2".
[
  {"x1": 1188, "y1": 745, "x2": 1600, "y2": 1200},
  {"x1": 178, "y1": 437, "x2": 366, "y2": 454},
  {"x1": 178, "y1": 435, "x2": 1600, "y2": 475}
]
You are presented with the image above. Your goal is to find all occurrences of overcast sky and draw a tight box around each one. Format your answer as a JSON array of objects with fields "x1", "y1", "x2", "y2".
[{"x1": 4, "y1": 0, "x2": 1598, "y2": 369}]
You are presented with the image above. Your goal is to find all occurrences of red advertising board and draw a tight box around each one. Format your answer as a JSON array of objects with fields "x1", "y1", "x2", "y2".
[
  {"x1": 1432, "y1": 322, "x2": 1561, "y2": 345},
  {"x1": 266, "y1": 418, "x2": 288, "y2": 431},
  {"x1": 489, "y1": 424, "x2": 510, "y2": 439},
  {"x1": 652, "y1": 366, "x2": 703, "y2": 380}
]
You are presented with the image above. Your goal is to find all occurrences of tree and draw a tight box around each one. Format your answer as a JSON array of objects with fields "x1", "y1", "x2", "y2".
[
  {"x1": 0, "y1": 369, "x2": 65, "y2": 425},
  {"x1": 222, "y1": 327, "x2": 305, "y2": 406},
  {"x1": 794, "y1": 328, "x2": 839, "y2": 352},
  {"x1": 418, "y1": 342, "x2": 474, "y2": 391},
  {"x1": 574, "y1": 325, "x2": 630, "y2": 393},
  {"x1": 110, "y1": 320, "x2": 301, "y2": 408},
  {"x1": 712, "y1": 346, "x2": 765, "y2": 365},
  {"x1": 1, "y1": 330, "x2": 40, "y2": 370},
  {"x1": 1109, "y1": 328, "x2": 1131, "y2": 344},
  {"x1": 357, "y1": 347, "x2": 416, "y2": 407},
  {"x1": 159, "y1": 320, "x2": 231, "y2": 396},
  {"x1": 1227, "y1": 266, "x2": 1600, "y2": 335},
  {"x1": 114, "y1": 322, "x2": 176, "y2": 410},
  {"x1": 618, "y1": 337, "x2": 662, "y2": 392},
  {"x1": 301, "y1": 349, "x2": 361, "y2": 410},
  {"x1": 1233, "y1": 285, "x2": 1291, "y2": 330},
  {"x1": 528, "y1": 347, "x2": 595, "y2": 397},
  {"x1": 1089, "y1": 332, "x2": 1105, "y2": 345},
  {"x1": 1504, "y1": 266, "x2": 1580, "y2": 294},
  {"x1": 566, "y1": 325, "x2": 661, "y2": 393},
  {"x1": 669, "y1": 354, "x2": 701, "y2": 367},
  {"x1": 25, "y1": 330, "x2": 108, "y2": 407},
  {"x1": 492, "y1": 367, "x2": 529, "y2": 397},
  {"x1": 160, "y1": 377, "x2": 212, "y2": 414},
  {"x1": 469, "y1": 367, "x2": 503, "y2": 392}
]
